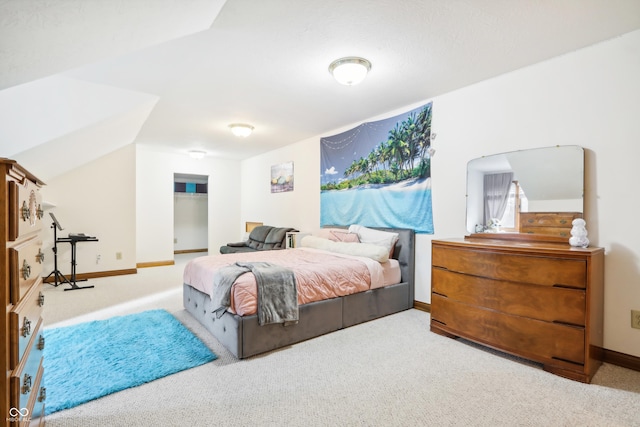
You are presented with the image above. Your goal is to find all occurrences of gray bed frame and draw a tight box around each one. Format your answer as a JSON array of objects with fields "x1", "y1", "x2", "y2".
[{"x1": 183, "y1": 227, "x2": 415, "y2": 358}]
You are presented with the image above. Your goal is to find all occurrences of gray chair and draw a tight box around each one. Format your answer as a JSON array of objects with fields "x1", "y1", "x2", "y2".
[{"x1": 220, "y1": 225, "x2": 297, "y2": 254}]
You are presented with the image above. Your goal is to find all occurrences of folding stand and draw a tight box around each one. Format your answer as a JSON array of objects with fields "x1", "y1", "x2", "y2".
[
  {"x1": 43, "y1": 213, "x2": 96, "y2": 291},
  {"x1": 43, "y1": 220, "x2": 72, "y2": 288},
  {"x1": 55, "y1": 235, "x2": 97, "y2": 291}
]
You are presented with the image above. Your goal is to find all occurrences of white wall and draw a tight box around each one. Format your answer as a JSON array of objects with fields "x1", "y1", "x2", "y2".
[
  {"x1": 240, "y1": 30, "x2": 640, "y2": 358},
  {"x1": 40, "y1": 142, "x2": 241, "y2": 272},
  {"x1": 136, "y1": 144, "x2": 241, "y2": 263},
  {"x1": 41, "y1": 144, "x2": 136, "y2": 275},
  {"x1": 241, "y1": 146, "x2": 319, "y2": 234}
]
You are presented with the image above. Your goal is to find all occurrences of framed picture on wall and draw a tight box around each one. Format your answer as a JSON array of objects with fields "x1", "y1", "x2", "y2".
[{"x1": 271, "y1": 161, "x2": 294, "y2": 193}]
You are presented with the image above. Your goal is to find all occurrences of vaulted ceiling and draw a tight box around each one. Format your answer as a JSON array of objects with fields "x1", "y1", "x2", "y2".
[{"x1": 2, "y1": 0, "x2": 640, "y2": 180}]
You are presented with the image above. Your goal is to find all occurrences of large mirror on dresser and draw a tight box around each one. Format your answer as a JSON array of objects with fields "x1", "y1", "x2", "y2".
[{"x1": 466, "y1": 145, "x2": 584, "y2": 239}]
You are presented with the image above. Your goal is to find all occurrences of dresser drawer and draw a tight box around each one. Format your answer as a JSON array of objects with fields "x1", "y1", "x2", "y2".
[
  {"x1": 520, "y1": 226, "x2": 572, "y2": 237},
  {"x1": 520, "y1": 212, "x2": 581, "y2": 227},
  {"x1": 431, "y1": 295, "x2": 585, "y2": 367},
  {"x1": 25, "y1": 362, "x2": 46, "y2": 427},
  {"x1": 7, "y1": 179, "x2": 44, "y2": 242},
  {"x1": 9, "y1": 236, "x2": 45, "y2": 304},
  {"x1": 10, "y1": 320, "x2": 45, "y2": 414},
  {"x1": 519, "y1": 212, "x2": 581, "y2": 237},
  {"x1": 432, "y1": 245, "x2": 587, "y2": 288},
  {"x1": 432, "y1": 268, "x2": 586, "y2": 325},
  {"x1": 9, "y1": 281, "x2": 45, "y2": 369}
]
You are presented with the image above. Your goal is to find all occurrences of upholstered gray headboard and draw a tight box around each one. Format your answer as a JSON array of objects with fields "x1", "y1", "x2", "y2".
[{"x1": 323, "y1": 226, "x2": 415, "y2": 304}]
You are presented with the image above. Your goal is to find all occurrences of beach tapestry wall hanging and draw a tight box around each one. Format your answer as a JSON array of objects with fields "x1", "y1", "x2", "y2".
[
  {"x1": 271, "y1": 161, "x2": 294, "y2": 193},
  {"x1": 320, "y1": 102, "x2": 434, "y2": 233}
]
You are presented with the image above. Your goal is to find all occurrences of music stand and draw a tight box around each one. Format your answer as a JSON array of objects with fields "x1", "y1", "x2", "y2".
[{"x1": 44, "y1": 213, "x2": 72, "y2": 287}]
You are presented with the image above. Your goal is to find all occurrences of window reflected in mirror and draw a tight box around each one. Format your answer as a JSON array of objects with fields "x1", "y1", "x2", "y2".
[{"x1": 495, "y1": 181, "x2": 528, "y2": 232}]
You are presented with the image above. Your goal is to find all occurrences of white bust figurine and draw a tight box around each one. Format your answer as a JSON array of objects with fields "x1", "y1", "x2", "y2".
[{"x1": 569, "y1": 218, "x2": 589, "y2": 248}]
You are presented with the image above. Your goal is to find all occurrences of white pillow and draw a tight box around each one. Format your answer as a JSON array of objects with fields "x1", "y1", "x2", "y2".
[
  {"x1": 300, "y1": 235, "x2": 389, "y2": 262},
  {"x1": 348, "y1": 225, "x2": 399, "y2": 258}
]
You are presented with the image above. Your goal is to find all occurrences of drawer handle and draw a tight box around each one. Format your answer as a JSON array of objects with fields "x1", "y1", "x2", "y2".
[
  {"x1": 38, "y1": 334, "x2": 45, "y2": 350},
  {"x1": 38, "y1": 387, "x2": 47, "y2": 402},
  {"x1": 36, "y1": 248, "x2": 45, "y2": 263},
  {"x1": 552, "y1": 320, "x2": 584, "y2": 328},
  {"x1": 36, "y1": 204, "x2": 44, "y2": 220},
  {"x1": 527, "y1": 219, "x2": 534, "y2": 223},
  {"x1": 560, "y1": 219, "x2": 567, "y2": 224},
  {"x1": 21, "y1": 259, "x2": 31, "y2": 279},
  {"x1": 22, "y1": 373, "x2": 32, "y2": 394},
  {"x1": 21, "y1": 316, "x2": 31, "y2": 337},
  {"x1": 552, "y1": 283, "x2": 582, "y2": 290},
  {"x1": 38, "y1": 291, "x2": 45, "y2": 306},
  {"x1": 20, "y1": 201, "x2": 30, "y2": 221}
]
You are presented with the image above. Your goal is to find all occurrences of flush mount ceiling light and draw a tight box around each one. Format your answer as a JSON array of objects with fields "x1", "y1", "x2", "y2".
[
  {"x1": 229, "y1": 123, "x2": 254, "y2": 138},
  {"x1": 188, "y1": 150, "x2": 206, "y2": 159},
  {"x1": 328, "y1": 56, "x2": 372, "y2": 86}
]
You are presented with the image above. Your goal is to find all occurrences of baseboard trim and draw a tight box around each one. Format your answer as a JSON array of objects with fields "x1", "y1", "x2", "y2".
[
  {"x1": 413, "y1": 300, "x2": 640, "y2": 373},
  {"x1": 43, "y1": 268, "x2": 137, "y2": 283},
  {"x1": 174, "y1": 249, "x2": 208, "y2": 254},
  {"x1": 136, "y1": 260, "x2": 175, "y2": 268},
  {"x1": 413, "y1": 300, "x2": 431, "y2": 313},
  {"x1": 602, "y1": 347, "x2": 640, "y2": 372}
]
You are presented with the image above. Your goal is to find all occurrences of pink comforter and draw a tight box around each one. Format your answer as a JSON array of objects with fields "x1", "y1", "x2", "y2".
[{"x1": 183, "y1": 247, "x2": 399, "y2": 316}]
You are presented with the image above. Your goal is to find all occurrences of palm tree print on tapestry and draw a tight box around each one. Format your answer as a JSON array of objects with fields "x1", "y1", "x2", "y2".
[{"x1": 320, "y1": 102, "x2": 434, "y2": 233}]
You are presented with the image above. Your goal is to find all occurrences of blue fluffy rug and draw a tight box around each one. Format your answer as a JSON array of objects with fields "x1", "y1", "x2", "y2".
[{"x1": 44, "y1": 309, "x2": 217, "y2": 414}]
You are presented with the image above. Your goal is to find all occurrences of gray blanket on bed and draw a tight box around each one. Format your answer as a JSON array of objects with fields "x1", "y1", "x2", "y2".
[{"x1": 211, "y1": 261, "x2": 298, "y2": 326}]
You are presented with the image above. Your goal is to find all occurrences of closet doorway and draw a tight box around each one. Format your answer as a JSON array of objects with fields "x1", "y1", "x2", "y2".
[{"x1": 173, "y1": 173, "x2": 208, "y2": 255}]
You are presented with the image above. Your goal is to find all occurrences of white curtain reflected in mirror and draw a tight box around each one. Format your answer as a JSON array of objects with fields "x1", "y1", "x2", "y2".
[{"x1": 483, "y1": 172, "x2": 513, "y2": 230}]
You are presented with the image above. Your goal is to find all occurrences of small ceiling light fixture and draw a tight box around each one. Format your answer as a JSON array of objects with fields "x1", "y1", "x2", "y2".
[
  {"x1": 188, "y1": 150, "x2": 206, "y2": 159},
  {"x1": 229, "y1": 123, "x2": 254, "y2": 138},
  {"x1": 328, "y1": 56, "x2": 372, "y2": 86}
]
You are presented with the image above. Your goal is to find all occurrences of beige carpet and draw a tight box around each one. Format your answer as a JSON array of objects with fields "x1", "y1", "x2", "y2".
[{"x1": 42, "y1": 254, "x2": 640, "y2": 427}]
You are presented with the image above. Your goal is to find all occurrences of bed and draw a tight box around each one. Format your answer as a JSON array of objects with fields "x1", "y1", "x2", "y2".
[{"x1": 183, "y1": 226, "x2": 415, "y2": 358}]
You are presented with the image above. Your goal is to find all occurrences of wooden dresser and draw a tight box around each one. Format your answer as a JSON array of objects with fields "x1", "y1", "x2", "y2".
[
  {"x1": 2, "y1": 159, "x2": 46, "y2": 426},
  {"x1": 430, "y1": 236, "x2": 604, "y2": 383}
]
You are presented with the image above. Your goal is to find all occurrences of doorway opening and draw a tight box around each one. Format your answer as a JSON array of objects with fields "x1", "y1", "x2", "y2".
[{"x1": 173, "y1": 173, "x2": 208, "y2": 255}]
